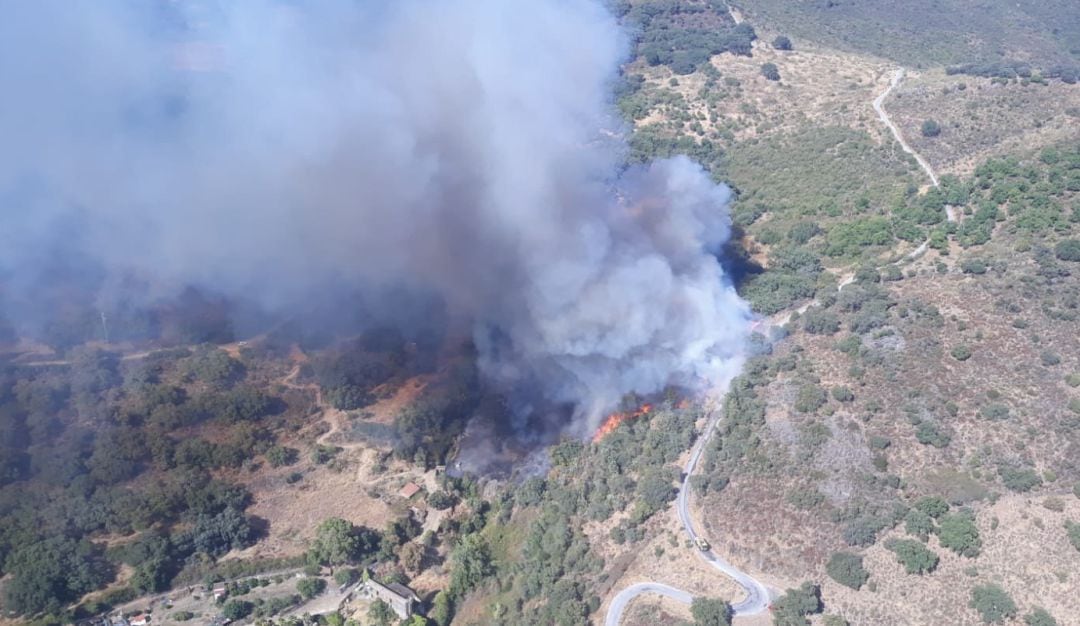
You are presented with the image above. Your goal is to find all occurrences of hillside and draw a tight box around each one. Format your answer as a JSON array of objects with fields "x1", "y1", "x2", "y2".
[{"x1": 2, "y1": 2, "x2": 1080, "y2": 626}]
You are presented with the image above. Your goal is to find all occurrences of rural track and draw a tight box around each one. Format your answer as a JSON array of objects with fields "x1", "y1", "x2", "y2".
[{"x1": 873, "y1": 68, "x2": 957, "y2": 222}]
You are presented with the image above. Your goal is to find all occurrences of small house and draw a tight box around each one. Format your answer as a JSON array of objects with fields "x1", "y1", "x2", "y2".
[
  {"x1": 398, "y1": 482, "x2": 421, "y2": 499},
  {"x1": 358, "y1": 579, "x2": 420, "y2": 619}
]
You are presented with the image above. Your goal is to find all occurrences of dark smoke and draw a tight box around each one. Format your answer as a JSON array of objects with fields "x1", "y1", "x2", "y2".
[{"x1": 0, "y1": 0, "x2": 750, "y2": 435}]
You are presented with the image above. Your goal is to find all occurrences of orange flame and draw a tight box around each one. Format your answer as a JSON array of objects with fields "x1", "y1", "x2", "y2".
[{"x1": 592, "y1": 403, "x2": 653, "y2": 443}]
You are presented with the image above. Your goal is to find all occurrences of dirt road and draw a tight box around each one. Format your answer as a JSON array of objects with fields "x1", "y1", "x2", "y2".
[{"x1": 873, "y1": 69, "x2": 957, "y2": 222}]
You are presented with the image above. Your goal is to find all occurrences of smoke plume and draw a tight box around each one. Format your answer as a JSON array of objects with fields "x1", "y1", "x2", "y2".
[{"x1": 0, "y1": 0, "x2": 750, "y2": 434}]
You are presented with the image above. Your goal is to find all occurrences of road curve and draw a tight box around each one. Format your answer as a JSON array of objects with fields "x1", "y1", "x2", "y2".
[
  {"x1": 603, "y1": 409, "x2": 771, "y2": 625},
  {"x1": 605, "y1": 583, "x2": 694, "y2": 626},
  {"x1": 678, "y1": 413, "x2": 772, "y2": 615},
  {"x1": 603, "y1": 67, "x2": 945, "y2": 626}
]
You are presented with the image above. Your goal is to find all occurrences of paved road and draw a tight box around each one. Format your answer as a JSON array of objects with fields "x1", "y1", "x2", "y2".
[
  {"x1": 605, "y1": 583, "x2": 694, "y2": 626},
  {"x1": 677, "y1": 414, "x2": 772, "y2": 615},
  {"x1": 604, "y1": 408, "x2": 772, "y2": 625}
]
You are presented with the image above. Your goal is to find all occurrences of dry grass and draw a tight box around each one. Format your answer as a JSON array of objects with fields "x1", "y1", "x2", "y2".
[
  {"x1": 825, "y1": 495, "x2": 1080, "y2": 625},
  {"x1": 242, "y1": 450, "x2": 428, "y2": 558},
  {"x1": 888, "y1": 70, "x2": 1080, "y2": 176},
  {"x1": 632, "y1": 39, "x2": 897, "y2": 144}
]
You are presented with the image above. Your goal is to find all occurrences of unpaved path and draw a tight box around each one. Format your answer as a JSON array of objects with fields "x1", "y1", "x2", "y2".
[{"x1": 873, "y1": 68, "x2": 957, "y2": 222}]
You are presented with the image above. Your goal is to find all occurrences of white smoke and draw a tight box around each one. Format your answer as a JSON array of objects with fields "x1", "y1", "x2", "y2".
[{"x1": 0, "y1": 0, "x2": 750, "y2": 434}]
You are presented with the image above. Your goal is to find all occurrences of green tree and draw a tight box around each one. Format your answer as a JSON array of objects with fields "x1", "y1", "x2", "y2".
[
  {"x1": 400, "y1": 541, "x2": 425, "y2": 573},
  {"x1": 334, "y1": 568, "x2": 358, "y2": 586},
  {"x1": 826, "y1": 552, "x2": 868, "y2": 590},
  {"x1": 297, "y1": 576, "x2": 327, "y2": 599},
  {"x1": 938, "y1": 510, "x2": 982, "y2": 557},
  {"x1": 969, "y1": 584, "x2": 1017, "y2": 623},
  {"x1": 369, "y1": 599, "x2": 394, "y2": 626},
  {"x1": 430, "y1": 590, "x2": 453, "y2": 626},
  {"x1": 772, "y1": 35, "x2": 793, "y2": 50},
  {"x1": 448, "y1": 534, "x2": 494, "y2": 598},
  {"x1": 772, "y1": 582, "x2": 822, "y2": 626},
  {"x1": 266, "y1": 445, "x2": 298, "y2": 468},
  {"x1": 886, "y1": 539, "x2": 939, "y2": 574},
  {"x1": 921, "y1": 119, "x2": 942, "y2": 137},
  {"x1": 222, "y1": 600, "x2": 254, "y2": 620},
  {"x1": 308, "y1": 517, "x2": 380, "y2": 565},
  {"x1": 691, "y1": 596, "x2": 731, "y2": 625},
  {"x1": 3, "y1": 537, "x2": 111, "y2": 615},
  {"x1": 761, "y1": 62, "x2": 781, "y2": 81}
]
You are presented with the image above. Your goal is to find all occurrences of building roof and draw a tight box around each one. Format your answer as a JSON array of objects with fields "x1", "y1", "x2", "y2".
[
  {"x1": 386, "y1": 583, "x2": 420, "y2": 603},
  {"x1": 398, "y1": 482, "x2": 421, "y2": 499}
]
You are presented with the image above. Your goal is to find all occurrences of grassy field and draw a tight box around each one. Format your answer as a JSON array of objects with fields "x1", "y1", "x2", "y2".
[{"x1": 733, "y1": 0, "x2": 1080, "y2": 68}]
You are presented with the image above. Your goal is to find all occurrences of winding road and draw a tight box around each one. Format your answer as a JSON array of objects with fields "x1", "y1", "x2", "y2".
[
  {"x1": 603, "y1": 405, "x2": 772, "y2": 626},
  {"x1": 604, "y1": 66, "x2": 955, "y2": 626}
]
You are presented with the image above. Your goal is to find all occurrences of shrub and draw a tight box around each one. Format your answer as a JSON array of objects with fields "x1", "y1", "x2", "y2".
[
  {"x1": 826, "y1": 552, "x2": 868, "y2": 590},
  {"x1": 1041, "y1": 351, "x2": 1061, "y2": 366},
  {"x1": 938, "y1": 510, "x2": 981, "y2": 557},
  {"x1": 788, "y1": 221, "x2": 820, "y2": 244},
  {"x1": 921, "y1": 119, "x2": 942, "y2": 137},
  {"x1": 787, "y1": 488, "x2": 825, "y2": 510},
  {"x1": 960, "y1": 259, "x2": 988, "y2": 274},
  {"x1": 427, "y1": 490, "x2": 456, "y2": 510},
  {"x1": 951, "y1": 345, "x2": 972, "y2": 361},
  {"x1": 761, "y1": 62, "x2": 781, "y2": 81},
  {"x1": 999, "y1": 466, "x2": 1042, "y2": 492},
  {"x1": 1055, "y1": 239, "x2": 1080, "y2": 261},
  {"x1": 1024, "y1": 608, "x2": 1058, "y2": 626},
  {"x1": 172, "y1": 612, "x2": 196, "y2": 622},
  {"x1": 297, "y1": 576, "x2": 327, "y2": 599},
  {"x1": 803, "y1": 308, "x2": 840, "y2": 335},
  {"x1": 223, "y1": 600, "x2": 254, "y2": 620},
  {"x1": 771, "y1": 582, "x2": 822, "y2": 625},
  {"x1": 969, "y1": 584, "x2": 1017, "y2": 623},
  {"x1": 1065, "y1": 521, "x2": 1080, "y2": 552},
  {"x1": 334, "y1": 568, "x2": 358, "y2": 586},
  {"x1": 886, "y1": 539, "x2": 939, "y2": 574},
  {"x1": 914, "y1": 496, "x2": 949, "y2": 518},
  {"x1": 690, "y1": 596, "x2": 732, "y2": 626},
  {"x1": 795, "y1": 384, "x2": 827, "y2": 413},
  {"x1": 904, "y1": 509, "x2": 935, "y2": 541},
  {"x1": 772, "y1": 35, "x2": 793, "y2": 50},
  {"x1": 916, "y1": 422, "x2": 951, "y2": 448},
  {"x1": 266, "y1": 445, "x2": 299, "y2": 468},
  {"x1": 979, "y1": 403, "x2": 1010, "y2": 420},
  {"x1": 831, "y1": 386, "x2": 854, "y2": 402}
]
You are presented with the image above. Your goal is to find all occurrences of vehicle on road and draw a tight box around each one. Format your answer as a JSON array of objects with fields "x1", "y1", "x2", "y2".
[{"x1": 695, "y1": 537, "x2": 710, "y2": 552}]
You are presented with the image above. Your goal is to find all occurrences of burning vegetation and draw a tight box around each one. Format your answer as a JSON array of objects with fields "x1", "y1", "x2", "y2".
[{"x1": 592, "y1": 403, "x2": 654, "y2": 442}]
